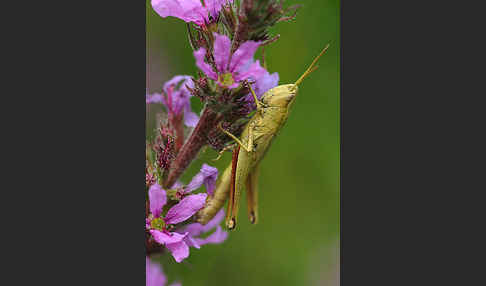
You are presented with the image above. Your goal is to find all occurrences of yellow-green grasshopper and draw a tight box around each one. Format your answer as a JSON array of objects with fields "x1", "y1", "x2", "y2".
[{"x1": 196, "y1": 44, "x2": 330, "y2": 230}]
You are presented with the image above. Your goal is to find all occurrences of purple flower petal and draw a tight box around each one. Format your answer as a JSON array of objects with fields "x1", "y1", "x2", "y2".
[
  {"x1": 183, "y1": 102, "x2": 199, "y2": 127},
  {"x1": 171, "y1": 181, "x2": 184, "y2": 189},
  {"x1": 146, "y1": 93, "x2": 164, "y2": 104},
  {"x1": 194, "y1": 48, "x2": 218, "y2": 80},
  {"x1": 254, "y1": 71, "x2": 279, "y2": 99},
  {"x1": 183, "y1": 7, "x2": 210, "y2": 26},
  {"x1": 163, "y1": 75, "x2": 193, "y2": 95},
  {"x1": 171, "y1": 90, "x2": 186, "y2": 115},
  {"x1": 149, "y1": 184, "x2": 166, "y2": 218},
  {"x1": 181, "y1": 223, "x2": 205, "y2": 238},
  {"x1": 169, "y1": 283, "x2": 182, "y2": 286},
  {"x1": 213, "y1": 33, "x2": 231, "y2": 73},
  {"x1": 152, "y1": 0, "x2": 207, "y2": 25},
  {"x1": 146, "y1": 257, "x2": 167, "y2": 286},
  {"x1": 166, "y1": 240, "x2": 190, "y2": 263},
  {"x1": 233, "y1": 60, "x2": 266, "y2": 83},
  {"x1": 183, "y1": 209, "x2": 225, "y2": 236},
  {"x1": 150, "y1": 230, "x2": 187, "y2": 245},
  {"x1": 206, "y1": 0, "x2": 232, "y2": 18},
  {"x1": 246, "y1": 70, "x2": 279, "y2": 106},
  {"x1": 184, "y1": 164, "x2": 219, "y2": 195},
  {"x1": 229, "y1": 40, "x2": 260, "y2": 73},
  {"x1": 161, "y1": 75, "x2": 195, "y2": 116},
  {"x1": 200, "y1": 208, "x2": 225, "y2": 232},
  {"x1": 164, "y1": 193, "x2": 207, "y2": 224},
  {"x1": 183, "y1": 234, "x2": 201, "y2": 249},
  {"x1": 176, "y1": 209, "x2": 227, "y2": 251},
  {"x1": 201, "y1": 164, "x2": 218, "y2": 195},
  {"x1": 193, "y1": 226, "x2": 228, "y2": 246}
]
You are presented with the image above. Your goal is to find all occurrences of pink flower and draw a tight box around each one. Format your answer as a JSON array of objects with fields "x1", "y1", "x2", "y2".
[
  {"x1": 146, "y1": 257, "x2": 181, "y2": 286},
  {"x1": 178, "y1": 165, "x2": 227, "y2": 247},
  {"x1": 146, "y1": 75, "x2": 199, "y2": 127},
  {"x1": 146, "y1": 164, "x2": 226, "y2": 262},
  {"x1": 147, "y1": 183, "x2": 207, "y2": 262},
  {"x1": 151, "y1": 0, "x2": 233, "y2": 26},
  {"x1": 194, "y1": 33, "x2": 266, "y2": 88}
]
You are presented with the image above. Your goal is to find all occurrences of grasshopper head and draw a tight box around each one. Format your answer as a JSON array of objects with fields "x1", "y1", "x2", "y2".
[
  {"x1": 261, "y1": 44, "x2": 330, "y2": 109},
  {"x1": 262, "y1": 84, "x2": 298, "y2": 108}
]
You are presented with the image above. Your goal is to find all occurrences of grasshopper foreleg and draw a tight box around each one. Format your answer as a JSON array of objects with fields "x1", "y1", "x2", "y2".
[
  {"x1": 213, "y1": 143, "x2": 237, "y2": 161},
  {"x1": 218, "y1": 123, "x2": 255, "y2": 153},
  {"x1": 247, "y1": 82, "x2": 264, "y2": 111}
]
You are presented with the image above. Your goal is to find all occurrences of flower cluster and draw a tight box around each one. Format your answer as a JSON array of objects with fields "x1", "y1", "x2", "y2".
[
  {"x1": 147, "y1": 0, "x2": 299, "y2": 283},
  {"x1": 145, "y1": 164, "x2": 226, "y2": 262},
  {"x1": 146, "y1": 75, "x2": 199, "y2": 128}
]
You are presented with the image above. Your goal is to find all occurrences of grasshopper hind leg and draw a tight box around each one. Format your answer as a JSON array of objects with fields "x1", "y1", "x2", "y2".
[
  {"x1": 246, "y1": 162, "x2": 260, "y2": 224},
  {"x1": 225, "y1": 146, "x2": 240, "y2": 230},
  {"x1": 225, "y1": 146, "x2": 258, "y2": 230}
]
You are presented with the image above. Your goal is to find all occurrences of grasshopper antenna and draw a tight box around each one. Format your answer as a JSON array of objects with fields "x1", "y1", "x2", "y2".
[{"x1": 294, "y1": 43, "x2": 331, "y2": 87}]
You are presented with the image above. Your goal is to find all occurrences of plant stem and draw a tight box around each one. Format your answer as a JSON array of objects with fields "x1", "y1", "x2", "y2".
[
  {"x1": 163, "y1": 106, "x2": 222, "y2": 188},
  {"x1": 146, "y1": 232, "x2": 164, "y2": 255},
  {"x1": 170, "y1": 114, "x2": 184, "y2": 154}
]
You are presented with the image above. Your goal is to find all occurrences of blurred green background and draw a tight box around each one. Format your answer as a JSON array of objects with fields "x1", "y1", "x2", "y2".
[{"x1": 147, "y1": 0, "x2": 339, "y2": 285}]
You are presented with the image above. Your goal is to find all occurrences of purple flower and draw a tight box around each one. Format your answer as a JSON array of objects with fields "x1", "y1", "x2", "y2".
[
  {"x1": 194, "y1": 33, "x2": 266, "y2": 89},
  {"x1": 184, "y1": 164, "x2": 218, "y2": 195},
  {"x1": 146, "y1": 75, "x2": 199, "y2": 127},
  {"x1": 146, "y1": 164, "x2": 225, "y2": 262},
  {"x1": 146, "y1": 257, "x2": 181, "y2": 286},
  {"x1": 168, "y1": 164, "x2": 218, "y2": 200},
  {"x1": 147, "y1": 183, "x2": 207, "y2": 262},
  {"x1": 151, "y1": 0, "x2": 233, "y2": 26}
]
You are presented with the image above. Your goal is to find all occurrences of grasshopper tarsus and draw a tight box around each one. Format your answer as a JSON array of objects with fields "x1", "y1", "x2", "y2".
[
  {"x1": 227, "y1": 217, "x2": 236, "y2": 230},
  {"x1": 212, "y1": 151, "x2": 224, "y2": 161},
  {"x1": 249, "y1": 211, "x2": 256, "y2": 224},
  {"x1": 213, "y1": 143, "x2": 237, "y2": 161}
]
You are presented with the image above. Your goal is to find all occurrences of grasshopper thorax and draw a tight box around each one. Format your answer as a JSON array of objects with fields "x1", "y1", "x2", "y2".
[{"x1": 262, "y1": 84, "x2": 298, "y2": 108}]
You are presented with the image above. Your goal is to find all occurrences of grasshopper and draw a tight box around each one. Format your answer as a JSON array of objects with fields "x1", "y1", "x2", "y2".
[{"x1": 196, "y1": 44, "x2": 330, "y2": 230}]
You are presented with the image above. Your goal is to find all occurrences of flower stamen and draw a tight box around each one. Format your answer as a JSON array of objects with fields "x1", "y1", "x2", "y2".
[
  {"x1": 218, "y1": 72, "x2": 235, "y2": 87},
  {"x1": 150, "y1": 217, "x2": 166, "y2": 231}
]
